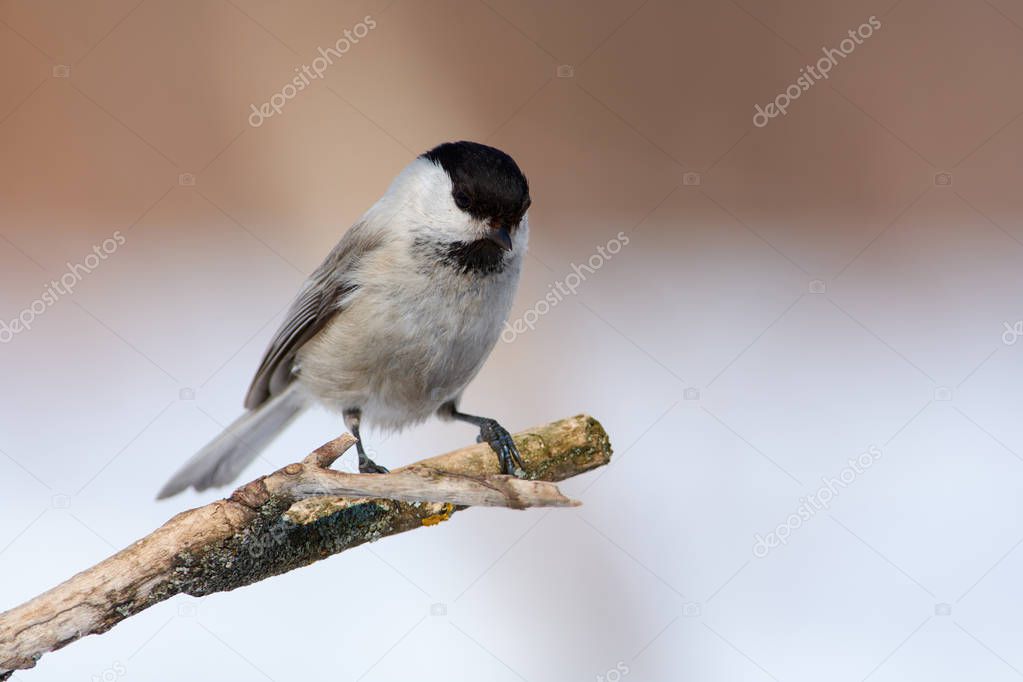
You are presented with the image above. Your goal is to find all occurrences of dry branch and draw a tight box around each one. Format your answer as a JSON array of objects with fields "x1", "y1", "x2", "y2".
[{"x1": 0, "y1": 414, "x2": 612, "y2": 679}]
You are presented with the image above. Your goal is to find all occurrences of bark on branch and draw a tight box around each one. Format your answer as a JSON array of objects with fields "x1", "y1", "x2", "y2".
[{"x1": 0, "y1": 414, "x2": 612, "y2": 679}]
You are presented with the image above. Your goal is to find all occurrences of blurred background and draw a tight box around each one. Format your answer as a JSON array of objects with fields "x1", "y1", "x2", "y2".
[{"x1": 3, "y1": 0, "x2": 1023, "y2": 679}]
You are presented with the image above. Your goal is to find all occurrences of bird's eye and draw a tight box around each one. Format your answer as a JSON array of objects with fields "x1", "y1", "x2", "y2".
[{"x1": 453, "y1": 190, "x2": 471, "y2": 210}]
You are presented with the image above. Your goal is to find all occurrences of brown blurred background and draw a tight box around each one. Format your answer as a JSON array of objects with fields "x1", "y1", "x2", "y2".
[{"x1": 3, "y1": 1, "x2": 1023, "y2": 681}]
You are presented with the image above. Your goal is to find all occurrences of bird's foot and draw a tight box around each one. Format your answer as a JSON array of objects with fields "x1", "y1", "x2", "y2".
[
  {"x1": 476, "y1": 419, "x2": 525, "y2": 478},
  {"x1": 358, "y1": 454, "x2": 389, "y2": 474}
]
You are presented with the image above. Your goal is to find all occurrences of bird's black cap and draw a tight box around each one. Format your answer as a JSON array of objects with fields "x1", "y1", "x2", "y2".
[{"x1": 422, "y1": 141, "x2": 531, "y2": 229}]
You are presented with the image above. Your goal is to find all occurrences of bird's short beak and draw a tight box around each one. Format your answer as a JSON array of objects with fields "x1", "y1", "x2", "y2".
[{"x1": 488, "y1": 226, "x2": 513, "y2": 251}]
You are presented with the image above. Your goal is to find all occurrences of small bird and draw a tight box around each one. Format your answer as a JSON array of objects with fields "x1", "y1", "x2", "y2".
[{"x1": 158, "y1": 141, "x2": 531, "y2": 498}]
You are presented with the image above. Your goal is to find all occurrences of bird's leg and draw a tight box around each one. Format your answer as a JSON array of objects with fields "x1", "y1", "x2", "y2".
[
  {"x1": 343, "y1": 408, "x2": 388, "y2": 474},
  {"x1": 439, "y1": 402, "x2": 525, "y2": 477}
]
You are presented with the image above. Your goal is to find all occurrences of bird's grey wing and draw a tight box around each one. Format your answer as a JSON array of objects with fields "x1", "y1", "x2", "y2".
[{"x1": 244, "y1": 221, "x2": 382, "y2": 409}]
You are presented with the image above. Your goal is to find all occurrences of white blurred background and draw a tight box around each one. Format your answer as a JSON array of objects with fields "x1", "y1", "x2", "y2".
[{"x1": 3, "y1": 0, "x2": 1023, "y2": 680}]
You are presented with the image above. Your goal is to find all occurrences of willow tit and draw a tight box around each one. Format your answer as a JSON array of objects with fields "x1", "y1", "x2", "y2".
[{"x1": 158, "y1": 141, "x2": 531, "y2": 498}]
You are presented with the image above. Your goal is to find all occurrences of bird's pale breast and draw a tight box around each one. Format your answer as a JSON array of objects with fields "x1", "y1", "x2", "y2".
[{"x1": 296, "y1": 239, "x2": 521, "y2": 429}]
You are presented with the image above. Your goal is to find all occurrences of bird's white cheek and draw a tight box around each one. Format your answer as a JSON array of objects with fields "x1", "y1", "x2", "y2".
[{"x1": 513, "y1": 217, "x2": 530, "y2": 250}]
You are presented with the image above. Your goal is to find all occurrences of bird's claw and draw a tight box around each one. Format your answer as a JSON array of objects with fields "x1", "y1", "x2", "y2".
[
  {"x1": 477, "y1": 419, "x2": 525, "y2": 478},
  {"x1": 359, "y1": 455, "x2": 389, "y2": 474}
]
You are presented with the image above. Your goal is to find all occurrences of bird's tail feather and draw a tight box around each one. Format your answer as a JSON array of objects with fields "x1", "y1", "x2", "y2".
[{"x1": 157, "y1": 384, "x2": 308, "y2": 499}]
